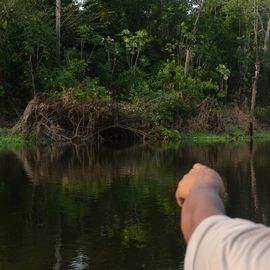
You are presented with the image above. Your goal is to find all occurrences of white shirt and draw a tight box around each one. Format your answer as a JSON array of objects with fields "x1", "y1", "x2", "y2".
[{"x1": 185, "y1": 215, "x2": 270, "y2": 270}]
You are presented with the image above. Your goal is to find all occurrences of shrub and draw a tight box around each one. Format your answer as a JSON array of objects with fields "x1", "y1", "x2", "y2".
[
  {"x1": 150, "y1": 61, "x2": 218, "y2": 128},
  {"x1": 116, "y1": 68, "x2": 152, "y2": 100},
  {"x1": 50, "y1": 78, "x2": 110, "y2": 100},
  {"x1": 153, "y1": 60, "x2": 218, "y2": 99},
  {"x1": 149, "y1": 127, "x2": 181, "y2": 142},
  {"x1": 80, "y1": 78, "x2": 110, "y2": 98},
  {"x1": 56, "y1": 55, "x2": 88, "y2": 90},
  {"x1": 153, "y1": 91, "x2": 193, "y2": 127},
  {"x1": 255, "y1": 106, "x2": 270, "y2": 124}
]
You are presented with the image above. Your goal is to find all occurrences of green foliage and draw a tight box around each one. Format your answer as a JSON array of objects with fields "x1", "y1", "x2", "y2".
[
  {"x1": 154, "y1": 61, "x2": 186, "y2": 91},
  {"x1": 122, "y1": 223, "x2": 146, "y2": 248},
  {"x1": 120, "y1": 29, "x2": 150, "y2": 55},
  {"x1": 154, "y1": 61, "x2": 218, "y2": 98},
  {"x1": 116, "y1": 68, "x2": 151, "y2": 100},
  {"x1": 255, "y1": 106, "x2": 270, "y2": 123},
  {"x1": 79, "y1": 78, "x2": 110, "y2": 98},
  {"x1": 179, "y1": 132, "x2": 228, "y2": 143},
  {"x1": 149, "y1": 127, "x2": 181, "y2": 142},
  {"x1": 0, "y1": 131, "x2": 26, "y2": 148},
  {"x1": 0, "y1": 0, "x2": 55, "y2": 100},
  {"x1": 150, "y1": 61, "x2": 218, "y2": 126},
  {"x1": 120, "y1": 29, "x2": 151, "y2": 68},
  {"x1": 153, "y1": 92, "x2": 188, "y2": 126},
  {"x1": 56, "y1": 70, "x2": 77, "y2": 89},
  {"x1": 56, "y1": 57, "x2": 87, "y2": 89},
  {"x1": 216, "y1": 64, "x2": 231, "y2": 81},
  {"x1": 79, "y1": 24, "x2": 104, "y2": 45},
  {"x1": 1, "y1": 0, "x2": 270, "y2": 134},
  {"x1": 52, "y1": 78, "x2": 110, "y2": 100},
  {"x1": 0, "y1": 86, "x2": 4, "y2": 97}
]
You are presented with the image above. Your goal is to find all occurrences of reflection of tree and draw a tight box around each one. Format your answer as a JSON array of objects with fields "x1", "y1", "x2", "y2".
[
  {"x1": 5, "y1": 142, "x2": 270, "y2": 269},
  {"x1": 11, "y1": 143, "x2": 184, "y2": 187},
  {"x1": 178, "y1": 142, "x2": 270, "y2": 224},
  {"x1": 177, "y1": 142, "x2": 251, "y2": 171},
  {"x1": 122, "y1": 223, "x2": 146, "y2": 248},
  {"x1": 5, "y1": 143, "x2": 267, "y2": 269},
  {"x1": 53, "y1": 210, "x2": 62, "y2": 270},
  {"x1": 250, "y1": 141, "x2": 259, "y2": 221},
  {"x1": 68, "y1": 248, "x2": 89, "y2": 270},
  {"x1": 11, "y1": 142, "x2": 268, "y2": 225},
  {"x1": 249, "y1": 142, "x2": 268, "y2": 224},
  {"x1": 3, "y1": 144, "x2": 185, "y2": 269},
  {"x1": 0, "y1": 143, "x2": 270, "y2": 270},
  {"x1": 53, "y1": 234, "x2": 62, "y2": 270}
]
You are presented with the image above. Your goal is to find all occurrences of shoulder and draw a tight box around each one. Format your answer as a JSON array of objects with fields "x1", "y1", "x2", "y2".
[{"x1": 185, "y1": 215, "x2": 270, "y2": 270}]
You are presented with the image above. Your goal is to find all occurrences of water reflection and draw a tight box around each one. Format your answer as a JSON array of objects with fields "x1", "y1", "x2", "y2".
[
  {"x1": 0, "y1": 142, "x2": 270, "y2": 269},
  {"x1": 69, "y1": 248, "x2": 89, "y2": 270}
]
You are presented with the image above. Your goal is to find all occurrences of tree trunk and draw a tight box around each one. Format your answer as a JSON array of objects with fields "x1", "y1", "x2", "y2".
[
  {"x1": 56, "y1": 0, "x2": 61, "y2": 64},
  {"x1": 249, "y1": 11, "x2": 270, "y2": 139},
  {"x1": 80, "y1": 39, "x2": 84, "y2": 59},
  {"x1": 249, "y1": 60, "x2": 260, "y2": 138},
  {"x1": 184, "y1": 49, "x2": 191, "y2": 77},
  {"x1": 249, "y1": 141, "x2": 259, "y2": 221},
  {"x1": 29, "y1": 55, "x2": 36, "y2": 95},
  {"x1": 134, "y1": 46, "x2": 141, "y2": 68},
  {"x1": 249, "y1": 4, "x2": 260, "y2": 140},
  {"x1": 264, "y1": 19, "x2": 270, "y2": 51},
  {"x1": 184, "y1": 1, "x2": 204, "y2": 77}
]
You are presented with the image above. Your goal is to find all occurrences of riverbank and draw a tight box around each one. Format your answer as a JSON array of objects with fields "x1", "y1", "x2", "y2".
[
  {"x1": 2, "y1": 94, "x2": 270, "y2": 146},
  {"x1": 2, "y1": 128, "x2": 270, "y2": 149},
  {"x1": 11, "y1": 94, "x2": 256, "y2": 144},
  {"x1": 179, "y1": 131, "x2": 270, "y2": 143},
  {"x1": 149, "y1": 127, "x2": 270, "y2": 143},
  {"x1": 0, "y1": 130, "x2": 26, "y2": 148}
]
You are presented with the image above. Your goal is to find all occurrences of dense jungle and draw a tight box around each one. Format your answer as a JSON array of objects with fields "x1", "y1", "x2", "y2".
[
  {"x1": 1, "y1": 2, "x2": 270, "y2": 269},
  {"x1": 1, "y1": 0, "x2": 270, "y2": 142}
]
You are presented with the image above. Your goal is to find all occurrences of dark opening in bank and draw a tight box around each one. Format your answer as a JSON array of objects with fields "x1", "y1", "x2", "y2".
[{"x1": 98, "y1": 126, "x2": 144, "y2": 147}]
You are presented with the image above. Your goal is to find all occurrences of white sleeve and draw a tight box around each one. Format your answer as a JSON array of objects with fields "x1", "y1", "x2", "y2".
[{"x1": 184, "y1": 215, "x2": 270, "y2": 270}]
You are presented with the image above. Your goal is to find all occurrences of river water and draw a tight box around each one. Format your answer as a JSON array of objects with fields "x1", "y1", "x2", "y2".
[{"x1": 0, "y1": 141, "x2": 270, "y2": 270}]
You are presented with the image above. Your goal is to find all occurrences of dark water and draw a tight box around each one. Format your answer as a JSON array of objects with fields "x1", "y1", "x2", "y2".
[{"x1": 0, "y1": 142, "x2": 270, "y2": 270}]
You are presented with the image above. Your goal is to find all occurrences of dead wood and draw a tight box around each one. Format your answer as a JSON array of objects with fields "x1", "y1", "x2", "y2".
[{"x1": 12, "y1": 94, "x2": 148, "y2": 143}]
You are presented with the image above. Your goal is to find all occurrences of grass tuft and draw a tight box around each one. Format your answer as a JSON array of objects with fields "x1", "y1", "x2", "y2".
[{"x1": 0, "y1": 130, "x2": 26, "y2": 148}]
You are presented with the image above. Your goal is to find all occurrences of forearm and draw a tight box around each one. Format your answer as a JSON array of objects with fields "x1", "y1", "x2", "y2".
[{"x1": 181, "y1": 187, "x2": 225, "y2": 243}]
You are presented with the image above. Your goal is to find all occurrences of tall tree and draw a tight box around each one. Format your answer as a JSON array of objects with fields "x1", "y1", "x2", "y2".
[
  {"x1": 184, "y1": 0, "x2": 204, "y2": 77},
  {"x1": 56, "y1": 0, "x2": 61, "y2": 64},
  {"x1": 250, "y1": 0, "x2": 270, "y2": 139}
]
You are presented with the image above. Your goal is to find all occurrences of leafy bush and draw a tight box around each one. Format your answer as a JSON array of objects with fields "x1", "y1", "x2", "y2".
[
  {"x1": 80, "y1": 78, "x2": 110, "y2": 98},
  {"x1": 149, "y1": 127, "x2": 181, "y2": 142},
  {"x1": 56, "y1": 70, "x2": 78, "y2": 89},
  {"x1": 52, "y1": 78, "x2": 110, "y2": 100},
  {"x1": 153, "y1": 61, "x2": 185, "y2": 92},
  {"x1": 153, "y1": 91, "x2": 192, "y2": 127},
  {"x1": 0, "y1": 131, "x2": 25, "y2": 148},
  {"x1": 153, "y1": 60, "x2": 218, "y2": 99},
  {"x1": 116, "y1": 68, "x2": 152, "y2": 100},
  {"x1": 150, "y1": 61, "x2": 218, "y2": 127},
  {"x1": 56, "y1": 54, "x2": 88, "y2": 89},
  {"x1": 255, "y1": 106, "x2": 270, "y2": 124}
]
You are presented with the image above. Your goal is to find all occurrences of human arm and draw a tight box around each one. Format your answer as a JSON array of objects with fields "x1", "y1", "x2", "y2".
[{"x1": 175, "y1": 163, "x2": 225, "y2": 243}]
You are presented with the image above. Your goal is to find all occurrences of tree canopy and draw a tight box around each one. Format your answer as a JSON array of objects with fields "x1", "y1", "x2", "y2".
[{"x1": 1, "y1": 0, "x2": 270, "y2": 133}]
